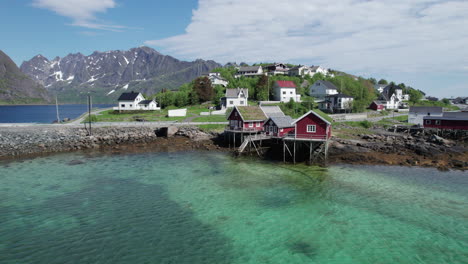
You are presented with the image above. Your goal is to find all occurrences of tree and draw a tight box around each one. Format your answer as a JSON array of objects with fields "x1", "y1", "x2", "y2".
[
  {"x1": 378, "y1": 79, "x2": 388, "y2": 85},
  {"x1": 368, "y1": 78, "x2": 377, "y2": 85},
  {"x1": 408, "y1": 89, "x2": 423, "y2": 105},
  {"x1": 441, "y1": 98, "x2": 450, "y2": 105},
  {"x1": 255, "y1": 75, "x2": 269, "y2": 101},
  {"x1": 193, "y1": 76, "x2": 214, "y2": 103}
]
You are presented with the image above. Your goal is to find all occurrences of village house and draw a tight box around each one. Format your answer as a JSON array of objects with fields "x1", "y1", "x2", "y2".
[
  {"x1": 309, "y1": 80, "x2": 339, "y2": 99},
  {"x1": 235, "y1": 66, "x2": 264, "y2": 78},
  {"x1": 408, "y1": 106, "x2": 443, "y2": 125},
  {"x1": 273, "y1": 80, "x2": 301, "y2": 102},
  {"x1": 220, "y1": 88, "x2": 248, "y2": 108},
  {"x1": 208, "y1": 72, "x2": 228, "y2": 87},
  {"x1": 115, "y1": 91, "x2": 160, "y2": 111},
  {"x1": 369, "y1": 101, "x2": 385, "y2": 111},
  {"x1": 423, "y1": 111, "x2": 468, "y2": 130},
  {"x1": 291, "y1": 110, "x2": 332, "y2": 140},
  {"x1": 318, "y1": 93, "x2": 354, "y2": 113},
  {"x1": 378, "y1": 84, "x2": 404, "y2": 109},
  {"x1": 310, "y1": 66, "x2": 329, "y2": 76},
  {"x1": 265, "y1": 63, "x2": 289, "y2": 75},
  {"x1": 264, "y1": 116, "x2": 295, "y2": 137},
  {"x1": 288, "y1": 65, "x2": 312, "y2": 77},
  {"x1": 227, "y1": 106, "x2": 267, "y2": 131}
]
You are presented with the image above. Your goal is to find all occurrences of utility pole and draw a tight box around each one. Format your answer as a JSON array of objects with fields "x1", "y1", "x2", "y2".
[
  {"x1": 88, "y1": 94, "x2": 92, "y2": 136},
  {"x1": 55, "y1": 96, "x2": 60, "y2": 123}
]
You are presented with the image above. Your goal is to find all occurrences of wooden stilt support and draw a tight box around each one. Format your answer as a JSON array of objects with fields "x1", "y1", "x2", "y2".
[
  {"x1": 283, "y1": 141, "x2": 286, "y2": 163},
  {"x1": 309, "y1": 142, "x2": 313, "y2": 165},
  {"x1": 293, "y1": 141, "x2": 296, "y2": 164}
]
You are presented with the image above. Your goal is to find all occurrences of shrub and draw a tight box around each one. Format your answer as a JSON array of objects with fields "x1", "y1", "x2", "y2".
[{"x1": 359, "y1": 120, "x2": 373, "y2": 129}]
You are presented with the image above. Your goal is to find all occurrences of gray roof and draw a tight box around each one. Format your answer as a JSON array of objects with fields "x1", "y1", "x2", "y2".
[
  {"x1": 268, "y1": 116, "x2": 295, "y2": 128},
  {"x1": 260, "y1": 106, "x2": 285, "y2": 118},
  {"x1": 424, "y1": 111, "x2": 468, "y2": 121},
  {"x1": 315, "y1": 80, "x2": 338, "y2": 90},
  {"x1": 409, "y1": 106, "x2": 443, "y2": 114},
  {"x1": 225, "y1": 88, "x2": 248, "y2": 98},
  {"x1": 139, "y1": 100, "x2": 154, "y2": 105},
  {"x1": 238, "y1": 66, "x2": 261, "y2": 72},
  {"x1": 310, "y1": 66, "x2": 320, "y2": 71}
]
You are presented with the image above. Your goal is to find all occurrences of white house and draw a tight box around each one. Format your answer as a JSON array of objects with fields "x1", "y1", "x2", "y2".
[
  {"x1": 288, "y1": 65, "x2": 313, "y2": 77},
  {"x1": 408, "y1": 106, "x2": 443, "y2": 125},
  {"x1": 310, "y1": 66, "x2": 329, "y2": 76},
  {"x1": 235, "y1": 66, "x2": 264, "y2": 78},
  {"x1": 115, "y1": 91, "x2": 160, "y2": 111},
  {"x1": 309, "y1": 80, "x2": 339, "y2": 99},
  {"x1": 273, "y1": 81, "x2": 301, "y2": 102},
  {"x1": 319, "y1": 94, "x2": 354, "y2": 113},
  {"x1": 209, "y1": 74, "x2": 228, "y2": 87},
  {"x1": 265, "y1": 63, "x2": 289, "y2": 75},
  {"x1": 221, "y1": 88, "x2": 249, "y2": 108},
  {"x1": 379, "y1": 84, "x2": 403, "y2": 109}
]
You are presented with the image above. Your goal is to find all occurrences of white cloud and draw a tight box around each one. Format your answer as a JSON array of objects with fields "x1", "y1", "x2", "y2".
[
  {"x1": 32, "y1": 0, "x2": 123, "y2": 31},
  {"x1": 145, "y1": 0, "x2": 468, "y2": 76}
]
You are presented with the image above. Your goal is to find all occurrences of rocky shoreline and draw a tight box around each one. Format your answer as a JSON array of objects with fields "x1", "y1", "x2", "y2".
[{"x1": 0, "y1": 125, "x2": 466, "y2": 170}]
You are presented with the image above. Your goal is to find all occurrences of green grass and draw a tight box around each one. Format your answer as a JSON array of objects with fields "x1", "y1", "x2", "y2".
[
  {"x1": 413, "y1": 101, "x2": 460, "y2": 111},
  {"x1": 92, "y1": 109, "x2": 185, "y2": 122},
  {"x1": 313, "y1": 109, "x2": 333, "y2": 123},
  {"x1": 192, "y1": 115, "x2": 228, "y2": 122},
  {"x1": 196, "y1": 124, "x2": 226, "y2": 132}
]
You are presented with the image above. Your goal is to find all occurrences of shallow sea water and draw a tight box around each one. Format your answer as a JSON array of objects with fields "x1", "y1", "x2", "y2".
[{"x1": 0, "y1": 151, "x2": 467, "y2": 264}]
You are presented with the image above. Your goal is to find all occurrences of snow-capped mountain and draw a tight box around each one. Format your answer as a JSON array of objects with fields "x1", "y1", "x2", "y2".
[{"x1": 20, "y1": 47, "x2": 221, "y2": 102}]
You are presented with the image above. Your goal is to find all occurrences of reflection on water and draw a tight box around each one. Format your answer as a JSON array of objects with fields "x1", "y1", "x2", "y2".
[{"x1": 0, "y1": 151, "x2": 467, "y2": 264}]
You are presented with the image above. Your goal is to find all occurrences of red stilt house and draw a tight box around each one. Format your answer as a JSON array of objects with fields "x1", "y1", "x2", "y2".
[
  {"x1": 264, "y1": 116, "x2": 295, "y2": 137},
  {"x1": 291, "y1": 110, "x2": 332, "y2": 140},
  {"x1": 227, "y1": 106, "x2": 267, "y2": 131},
  {"x1": 423, "y1": 112, "x2": 468, "y2": 130}
]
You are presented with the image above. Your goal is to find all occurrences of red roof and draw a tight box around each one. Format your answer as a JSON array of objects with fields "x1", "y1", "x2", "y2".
[{"x1": 276, "y1": 80, "x2": 296, "y2": 88}]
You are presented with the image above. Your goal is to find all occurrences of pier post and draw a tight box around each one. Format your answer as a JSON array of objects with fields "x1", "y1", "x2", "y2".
[
  {"x1": 283, "y1": 141, "x2": 286, "y2": 163},
  {"x1": 293, "y1": 141, "x2": 296, "y2": 164},
  {"x1": 309, "y1": 142, "x2": 313, "y2": 164}
]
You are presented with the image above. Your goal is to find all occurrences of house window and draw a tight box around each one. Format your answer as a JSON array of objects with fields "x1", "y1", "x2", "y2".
[
  {"x1": 425, "y1": 120, "x2": 431, "y2": 125},
  {"x1": 130, "y1": 104, "x2": 133, "y2": 107},
  {"x1": 290, "y1": 92, "x2": 293, "y2": 94},
  {"x1": 234, "y1": 112, "x2": 237, "y2": 117},
  {"x1": 283, "y1": 91, "x2": 286, "y2": 95},
  {"x1": 240, "y1": 101, "x2": 244, "y2": 105},
  {"x1": 435, "y1": 120, "x2": 441, "y2": 125},
  {"x1": 229, "y1": 101, "x2": 234, "y2": 105},
  {"x1": 274, "y1": 127, "x2": 278, "y2": 133},
  {"x1": 307, "y1": 125, "x2": 316, "y2": 133},
  {"x1": 121, "y1": 104, "x2": 125, "y2": 107},
  {"x1": 256, "y1": 122, "x2": 260, "y2": 127},
  {"x1": 249, "y1": 122, "x2": 253, "y2": 128}
]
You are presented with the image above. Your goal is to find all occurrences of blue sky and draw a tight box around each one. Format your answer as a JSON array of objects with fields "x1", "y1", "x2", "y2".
[{"x1": 1, "y1": 0, "x2": 467, "y2": 98}]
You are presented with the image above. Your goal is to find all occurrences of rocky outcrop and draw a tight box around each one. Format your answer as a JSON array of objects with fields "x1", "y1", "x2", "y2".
[
  {"x1": 0, "y1": 50, "x2": 50, "y2": 104},
  {"x1": 20, "y1": 47, "x2": 222, "y2": 103},
  {"x1": 0, "y1": 126, "x2": 219, "y2": 158}
]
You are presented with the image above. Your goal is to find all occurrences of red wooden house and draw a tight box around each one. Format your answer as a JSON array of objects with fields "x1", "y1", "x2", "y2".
[
  {"x1": 369, "y1": 101, "x2": 385, "y2": 111},
  {"x1": 423, "y1": 112, "x2": 468, "y2": 130},
  {"x1": 291, "y1": 110, "x2": 332, "y2": 140},
  {"x1": 227, "y1": 106, "x2": 267, "y2": 131},
  {"x1": 264, "y1": 116, "x2": 295, "y2": 137}
]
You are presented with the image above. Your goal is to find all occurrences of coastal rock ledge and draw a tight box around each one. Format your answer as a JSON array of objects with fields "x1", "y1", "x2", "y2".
[{"x1": 0, "y1": 126, "x2": 216, "y2": 158}]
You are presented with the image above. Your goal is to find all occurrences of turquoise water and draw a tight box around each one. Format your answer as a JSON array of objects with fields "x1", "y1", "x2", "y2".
[{"x1": 0, "y1": 151, "x2": 467, "y2": 263}]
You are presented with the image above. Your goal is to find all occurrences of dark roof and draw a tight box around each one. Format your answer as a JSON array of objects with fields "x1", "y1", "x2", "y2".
[
  {"x1": 118, "y1": 91, "x2": 140, "y2": 101},
  {"x1": 372, "y1": 100, "x2": 385, "y2": 105},
  {"x1": 315, "y1": 80, "x2": 338, "y2": 90},
  {"x1": 268, "y1": 116, "x2": 295, "y2": 128},
  {"x1": 235, "y1": 106, "x2": 267, "y2": 121},
  {"x1": 409, "y1": 106, "x2": 443, "y2": 114},
  {"x1": 238, "y1": 66, "x2": 261, "y2": 72},
  {"x1": 327, "y1": 93, "x2": 353, "y2": 98},
  {"x1": 139, "y1": 100, "x2": 153, "y2": 105}
]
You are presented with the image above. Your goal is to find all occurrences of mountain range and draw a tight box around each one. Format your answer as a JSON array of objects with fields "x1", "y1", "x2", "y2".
[
  {"x1": 0, "y1": 50, "x2": 50, "y2": 104},
  {"x1": 20, "y1": 47, "x2": 222, "y2": 103}
]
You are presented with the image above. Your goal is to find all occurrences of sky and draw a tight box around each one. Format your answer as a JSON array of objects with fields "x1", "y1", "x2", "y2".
[{"x1": 1, "y1": 0, "x2": 467, "y2": 98}]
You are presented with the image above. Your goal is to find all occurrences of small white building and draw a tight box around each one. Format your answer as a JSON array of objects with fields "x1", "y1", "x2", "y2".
[
  {"x1": 273, "y1": 81, "x2": 301, "y2": 103},
  {"x1": 310, "y1": 66, "x2": 329, "y2": 76},
  {"x1": 221, "y1": 88, "x2": 248, "y2": 108},
  {"x1": 235, "y1": 66, "x2": 264, "y2": 78},
  {"x1": 115, "y1": 91, "x2": 160, "y2": 111},
  {"x1": 409, "y1": 106, "x2": 443, "y2": 125},
  {"x1": 168, "y1": 108, "x2": 187, "y2": 117},
  {"x1": 309, "y1": 80, "x2": 339, "y2": 99},
  {"x1": 288, "y1": 65, "x2": 313, "y2": 77},
  {"x1": 379, "y1": 84, "x2": 403, "y2": 109},
  {"x1": 209, "y1": 74, "x2": 228, "y2": 87}
]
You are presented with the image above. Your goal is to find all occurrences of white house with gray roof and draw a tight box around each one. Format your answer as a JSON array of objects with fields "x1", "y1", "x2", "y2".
[
  {"x1": 235, "y1": 66, "x2": 264, "y2": 78},
  {"x1": 220, "y1": 88, "x2": 248, "y2": 108},
  {"x1": 409, "y1": 106, "x2": 443, "y2": 125}
]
